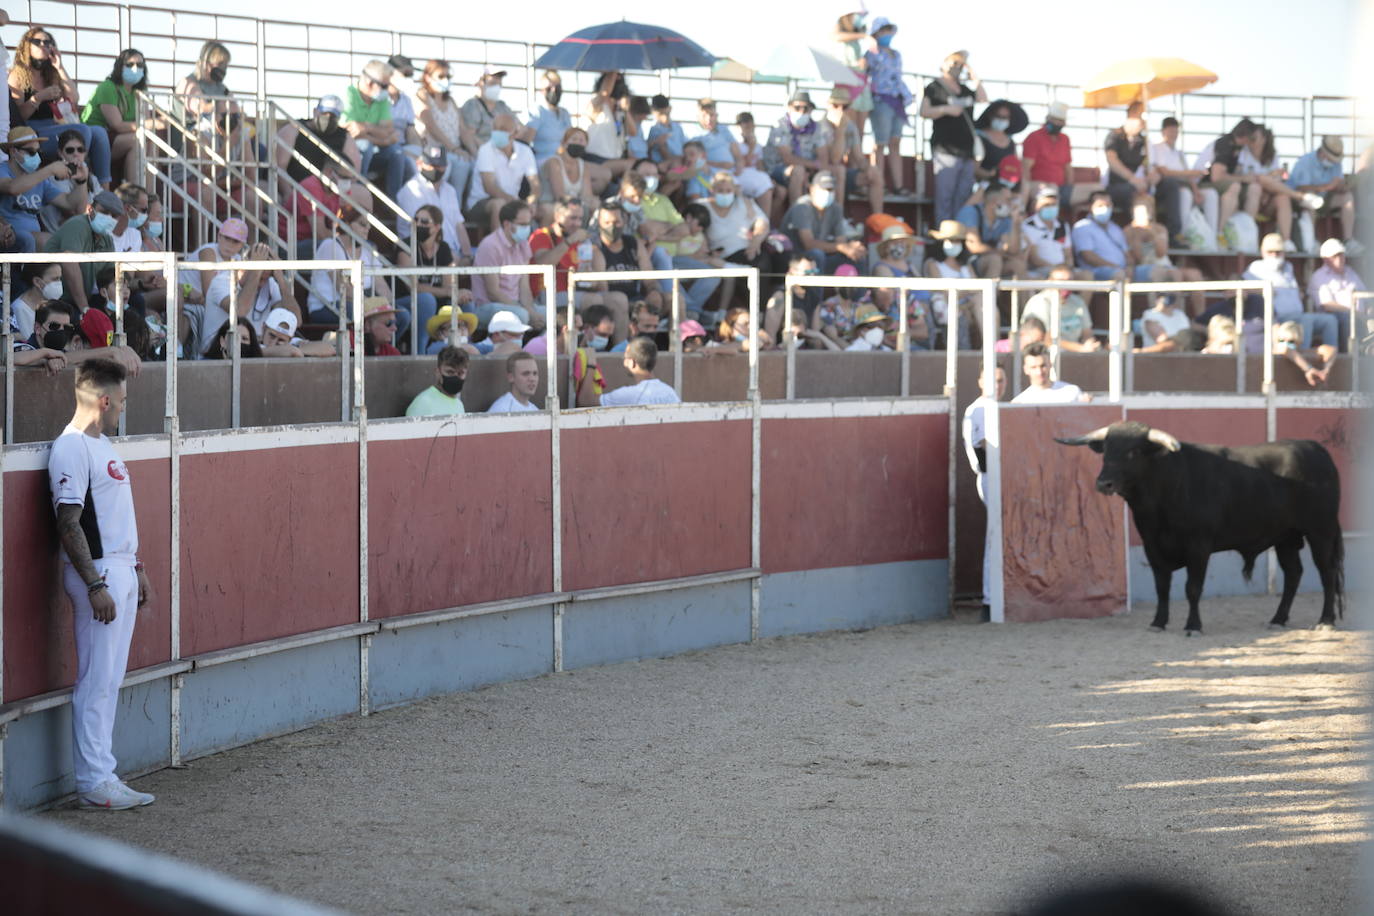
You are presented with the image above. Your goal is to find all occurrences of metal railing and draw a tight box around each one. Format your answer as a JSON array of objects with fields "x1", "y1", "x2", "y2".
[{"x1": 1000, "y1": 280, "x2": 1124, "y2": 398}]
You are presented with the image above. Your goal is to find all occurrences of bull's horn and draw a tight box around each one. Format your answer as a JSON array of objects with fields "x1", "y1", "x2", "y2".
[
  {"x1": 1053, "y1": 425, "x2": 1112, "y2": 447},
  {"x1": 1147, "y1": 427, "x2": 1182, "y2": 452}
]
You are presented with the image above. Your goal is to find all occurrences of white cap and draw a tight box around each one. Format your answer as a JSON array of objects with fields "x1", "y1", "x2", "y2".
[
  {"x1": 1319, "y1": 238, "x2": 1345, "y2": 258},
  {"x1": 487, "y1": 310, "x2": 531, "y2": 334},
  {"x1": 263, "y1": 307, "x2": 298, "y2": 338},
  {"x1": 1047, "y1": 101, "x2": 1069, "y2": 122}
]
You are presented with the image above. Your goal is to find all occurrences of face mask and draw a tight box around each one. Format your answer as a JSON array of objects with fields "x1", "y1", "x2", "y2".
[
  {"x1": 545, "y1": 87, "x2": 562, "y2": 106},
  {"x1": 643, "y1": 175, "x2": 659, "y2": 193},
  {"x1": 713, "y1": 192, "x2": 735, "y2": 208},
  {"x1": 886, "y1": 244, "x2": 906, "y2": 259},
  {"x1": 991, "y1": 118, "x2": 1010, "y2": 132},
  {"x1": 483, "y1": 83, "x2": 501, "y2": 102},
  {"x1": 588, "y1": 333, "x2": 609, "y2": 350},
  {"x1": 600, "y1": 224, "x2": 621, "y2": 240},
  {"x1": 995, "y1": 204, "x2": 1010, "y2": 218},
  {"x1": 1091, "y1": 207, "x2": 1112, "y2": 224},
  {"x1": 734, "y1": 331, "x2": 748, "y2": 343},
  {"x1": 209, "y1": 64, "x2": 227, "y2": 83},
  {"x1": 566, "y1": 143, "x2": 586, "y2": 158},
  {"x1": 1038, "y1": 204, "x2": 1059, "y2": 223},
  {"x1": 416, "y1": 223, "x2": 435, "y2": 241},
  {"x1": 1045, "y1": 122, "x2": 1063, "y2": 135},
  {"x1": 129, "y1": 211, "x2": 147, "y2": 229},
  {"x1": 43, "y1": 327, "x2": 70, "y2": 350},
  {"x1": 877, "y1": 34, "x2": 895, "y2": 48},
  {"x1": 90, "y1": 212, "x2": 117, "y2": 236},
  {"x1": 440, "y1": 375, "x2": 465, "y2": 395},
  {"x1": 490, "y1": 130, "x2": 510, "y2": 148},
  {"x1": 789, "y1": 110, "x2": 812, "y2": 128},
  {"x1": 421, "y1": 168, "x2": 443, "y2": 184},
  {"x1": 122, "y1": 66, "x2": 144, "y2": 85},
  {"x1": 863, "y1": 326, "x2": 885, "y2": 346},
  {"x1": 432, "y1": 77, "x2": 451, "y2": 94},
  {"x1": 620, "y1": 198, "x2": 641, "y2": 214},
  {"x1": 336, "y1": 179, "x2": 353, "y2": 194},
  {"x1": 41, "y1": 279, "x2": 64, "y2": 299},
  {"x1": 19, "y1": 152, "x2": 39, "y2": 172},
  {"x1": 511, "y1": 223, "x2": 532, "y2": 242},
  {"x1": 812, "y1": 188, "x2": 834, "y2": 209},
  {"x1": 944, "y1": 241, "x2": 964, "y2": 259},
  {"x1": 146, "y1": 220, "x2": 163, "y2": 238},
  {"x1": 1264, "y1": 252, "x2": 1284, "y2": 264}
]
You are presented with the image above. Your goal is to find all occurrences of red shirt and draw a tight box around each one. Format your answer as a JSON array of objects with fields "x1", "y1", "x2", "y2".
[
  {"x1": 528, "y1": 225, "x2": 593, "y2": 295},
  {"x1": 1021, "y1": 127, "x2": 1072, "y2": 185},
  {"x1": 279, "y1": 175, "x2": 340, "y2": 242}
]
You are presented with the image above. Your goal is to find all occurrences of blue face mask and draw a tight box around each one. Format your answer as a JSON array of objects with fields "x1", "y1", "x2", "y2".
[
  {"x1": 991, "y1": 118, "x2": 1010, "y2": 132},
  {"x1": 511, "y1": 223, "x2": 532, "y2": 242},
  {"x1": 129, "y1": 211, "x2": 147, "y2": 229},
  {"x1": 20, "y1": 152, "x2": 40, "y2": 172},
  {"x1": 713, "y1": 192, "x2": 735, "y2": 208},
  {"x1": 146, "y1": 220, "x2": 164, "y2": 238},
  {"x1": 122, "y1": 66, "x2": 144, "y2": 85},
  {"x1": 876, "y1": 33, "x2": 894, "y2": 47},
  {"x1": 90, "y1": 212, "x2": 118, "y2": 236},
  {"x1": 490, "y1": 130, "x2": 510, "y2": 148},
  {"x1": 1038, "y1": 204, "x2": 1059, "y2": 223},
  {"x1": 1091, "y1": 207, "x2": 1112, "y2": 224}
]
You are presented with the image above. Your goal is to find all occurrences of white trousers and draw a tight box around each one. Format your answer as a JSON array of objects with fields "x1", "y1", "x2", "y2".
[
  {"x1": 64, "y1": 563, "x2": 139, "y2": 793},
  {"x1": 976, "y1": 472, "x2": 991, "y2": 603}
]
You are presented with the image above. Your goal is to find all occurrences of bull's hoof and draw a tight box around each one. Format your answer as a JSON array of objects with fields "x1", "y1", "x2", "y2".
[
  {"x1": 1148, "y1": 625, "x2": 1166, "y2": 633},
  {"x1": 1267, "y1": 622, "x2": 1288, "y2": 631},
  {"x1": 1184, "y1": 628, "x2": 1203, "y2": 638},
  {"x1": 1314, "y1": 622, "x2": 1338, "y2": 631}
]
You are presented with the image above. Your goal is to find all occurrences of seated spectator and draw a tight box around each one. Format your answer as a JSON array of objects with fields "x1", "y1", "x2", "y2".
[
  {"x1": 423, "y1": 305, "x2": 479, "y2": 356},
  {"x1": 526, "y1": 70, "x2": 572, "y2": 168},
  {"x1": 398, "y1": 202, "x2": 472, "y2": 333},
  {"x1": 1021, "y1": 264, "x2": 1102, "y2": 352},
  {"x1": 583, "y1": 71, "x2": 629, "y2": 164},
  {"x1": 529, "y1": 197, "x2": 628, "y2": 336},
  {"x1": 1288, "y1": 135, "x2": 1359, "y2": 256},
  {"x1": 617, "y1": 165, "x2": 710, "y2": 307},
  {"x1": 693, "y1": 98, "x2": 735, "y2": 174},
  {"x1": 9, "y1": 26, "x2": 113, "y2": 185},
  {"x1": 398, "y1": 145, "x2": 472, "y2": 258},
  {"x1": 1022, "y1": 186, "x2": 1083, "y2": 279},
  {"x1": 539, "y1": 127, "x2": 604, "y2": 221},
  {"x1": 763, "y1": 91, "x2": 834, "y2": 209},
  {"x1": 920, "y1": 48, "x2": 986, "y2": 222},
  {"x1": 870, "y1": 226, "x2": 929, "y2": 347},
  {"x1": 1135, "y1": 294, "x2": 1201, "y2": 353},
  {"x1": 10, "y1": 307, "x2": 67, "y2": 373},
  {"x1": 730, "y1": 112, "x2": 775, "y2": 217},
  {"x1": 466, "y1": 112, "x2": 539, "y2": 236},
  {"x1": 415, "y1": 60, "x2": 472, "y2": 201},
  {"x1": 924, "y1": 220, "x2": 982, "y2": 349},
  {"x1": 203, "y1": 243, "x2": 301, "y2": 342},
  {"x1": 360, "y1": 297, "x2": 402, "y2": 356},
  {"x1": 204, "y1": 317, "x2": 263, "y2": 360},
  {"x1": 646, "y1": 94, "x2": 687, "y2": 169},
  {"x1": 0, "y1": 125, "x2": 78, "y2": 251},
  {"x1": 704, "y1": 171, "x2": 771, "y2": 313},
  {"x1": 43, "y1": 190, "x2": 124, "y2": 312},
  {"x1": 611, "y1": 301, "x2": 663, "y2": 352},
  {"x1": 282, "y1": 158, "x2": 344, "y2": 258},
  {"x1": 343, "y1": 60, "x2": 412, "y2": 199},
  {"x1": 679, "y1": 318, "x2": 709, "y2": 353},
  {"x1": 260, "y1": 307, "x2": 334, "y2": 357},
  {"x1": 671, "y1": 140, "x2": 713, "y2": 201},
  {"x1": 1244, "y1": 232, "x2": 1339, "y2": 348},
  {"x1": 825, "y1": 86, "x2": 883, "y2": 216},
  {"x1": 488, "y1": 351, "x2": 542, "y2": 413},
  {"x1": 1274, "y1": 320, "x2": 1334, "y2": 388},
  {"x1": 973, "y1": 99, "x2": 1023, "y2": 183},
  {"x1": 1196, "y1": 118, "x2": 1257, "y2": 239},
  {"x1": 307, "y1": 206, "x2": 395, "y2": 327},
  {"x1": 1238, "y1": 125, "x2": 1320, "y2": 252},
  {"x1": 1021, "y1": 102, "x2": 1074, "y2": 209},
  {"x1": 868, "y1": 18, "x2": 917, "y2": 200},
  {"x1": 595, "y1": 200, "x2": 659, "y2": 311},
  {"x1": 815, "y1": 278, "x2": 859, "y2": 348},
  {"x1": 846, "y1": 304, "x2": 893, "y2": 351},
  {"x1": 405, "y1": 345, "x2": 471, "y2": 417},
  {"x1": 480, "y1": 309, "x2": 529, "y2": 357},
  {"x1": 580, "y1": 303, "x2": 617, "y2": 353},
  {"x1": 710, "y1": 305, "x2": 774, "y2": 353},
  {"x1": 1307, "y1": 238, "x2": 1365, "y2": 348},
  {"x1": 471, "y1": 199, "x2": 535, "y2": 325},
  {"x1": 43, "y1": 128, "x2": 98, "y2": 229},
  {"x1": 956, "y1": 182, "x2": 1023, "y2": 278},
  {"x1": 1124, "y1": 196, "x2": 1205, "y2": 315},
  {"x1": 994, "y1": 314, "x2": 1047, "y2": 353},
  {"x1": 275, "y1": 95, "x2": 362, "y2": 201},
  {"x1": 179, "y1": 216, "x2": 247, "y2": 306},
  {"x1": 460, "y1": 66, "x2": 517, "y2": 157},
  {"x1": 1071, "y1": 191, "x2": 1128, "y2": 281},
  {"x1": 383, "y1": 58, "x2": 423, "y2": 163},
  {"x1": 1201, "y1": 314, "x2": 1240, "y2": 354},
  {"x1": 80, "y1": 48, "x2": 148, "y2": 184},
  {"x1": 787, "y1": 307, "x2": 843, "y2": 350},
  {"x1": 1102, "y1": 102, "x2": 1156, "y2": 220},
  {"x1": 1150, "y1": 116, "x2": 1208, "y2": 246},
  {"x1": 598, "y1": 336, "x2": 680, "y2": 405},
  {"x1": 1012, "y1": 340, "x2": 1088, "y2": 403},
  {"x1": 12, "y1": 261, "x2": 63, "y2": 341},
  {"x1": 780, "y1": 171, "x2": 865, "y2": 274},
  {"x1": 111, "y1": 182, "x2": 149, "y2": 255}
]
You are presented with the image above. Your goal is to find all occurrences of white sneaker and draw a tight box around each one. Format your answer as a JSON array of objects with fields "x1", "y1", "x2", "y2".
[
  {"x1": 1302, "y1": 193, "x2": 1326, "y2": 210},
  {"x1": 118, "y1": 780, "x2": 156, "y2": 806},
  {"x1": 1283, "y1": 239, "x2": 1297, "y2": 253},
  {"x1": 79, "y1": 779, "x2": 141, "y2": 810},
  {"x1": 1344, "y1": 238, "x2": 1366, "y2": 258}
]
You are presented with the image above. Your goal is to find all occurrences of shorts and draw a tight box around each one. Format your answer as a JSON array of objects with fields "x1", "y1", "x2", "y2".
[
  {"x1": 769, "y1": 164, "x2": 791, "y2": 186},
  {"x1": 846, "y1": 167, "x2": 862, "y2": 193},
  {"x1": 1089, "y1": 265, "x2": 1123, "y2": 281},
  {"x1": 870, "y1": 101, "x2": 905, "y2": 145},
  {"x1": 1132, "y1": 264, "x2": 1155, "y2": 282}
]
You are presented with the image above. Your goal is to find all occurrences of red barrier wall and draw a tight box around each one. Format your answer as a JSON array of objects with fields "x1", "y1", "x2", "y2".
[
  {"x1": 1275, "y1": 408, "x2": 1364, "y2": 530},
  {"x1": 367, "y1": 432, "x2": 554, "y2": 617},
  {"x1": 999, "y1": 406, "x2": 1127, "y2": 622},
  {"x1": 560, "y1": 421, "x2": 752, "y2": 591},
  {"x1": 760, "y1": 414, "x2": 949, "y2": 574},
  {"x1": 179, "y1": 445, "x2": 359, "y2": 656},
  {"x1": 4, "y1": 458, "x2": 171, "y2": 703}
]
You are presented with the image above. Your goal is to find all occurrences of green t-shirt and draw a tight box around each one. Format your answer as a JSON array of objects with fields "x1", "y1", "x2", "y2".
[
  {"x1": 405, "y1": 385, "x2": 465, "y2": 417},
  {"x1": 81, "y1": 79, "x2": 136, "y2": 128},
  {"x1": 44, "y1": 214, "x2": 114, "y2": 300},
  {"x1": 342, "y1": 85, "x2": 392, "y2": 126}
]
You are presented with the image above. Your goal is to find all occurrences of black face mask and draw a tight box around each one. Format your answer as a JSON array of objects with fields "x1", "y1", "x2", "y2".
[
  {"x1": 440, "y1": 375, "x2": 464, "y2": 395},
  {"x1": 209, "y1": 64, "x2": 227, "y2": 83},
  {"x1": 565, "y1": 143, "x2": 586, "y2": 159},
  {"x1": 1046, "y1": 122, "x2": 1063, "y2": 135},
  {"x1": 316, "y1": 113, "x2": 339, "y2": 134},
  {"x1": 42, "y1": 327, "x2": 70, "y2": 350},
  {"x1": 421, "y1": 168, "x2": 443, "y2": 184},
  {"x1": 545, "y1": 87, "x2": 563, "y2": 106}
]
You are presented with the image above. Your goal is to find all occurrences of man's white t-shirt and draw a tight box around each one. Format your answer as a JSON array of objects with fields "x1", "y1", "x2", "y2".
[
  {"x1": 1012, "y1": 380, "x2": 1084, "y2": 404},
  {"x1": 397, "y1": 176, "x2": 465, "y2": 250},
  {"x1": 205, "y1": 273, "x2": 281, "y2": 337},
  {"x1": 467, "y1": 140, "x2": 538, "y2": 210},
  {"x1": 1140, "y1": 306, "x2": 1192, "y2": 341},
  {"x1": 49, "y1": 425, "x2": 139, "y2": 565},
  {"x1": 487, "y1": 391, "x2": 540, "y2": 413},
  {"x1": 599, "y1": 378, "x2": 681, "y2": 406}
]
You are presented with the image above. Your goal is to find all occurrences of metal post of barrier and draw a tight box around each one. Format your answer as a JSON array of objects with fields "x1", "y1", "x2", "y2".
[
  {"x1": 1108, "y1": 281, "x2": 1123, "y2": 403},
  {"x1": 351, "y1": 261, "x2": 370, "y2": 716},
  {"x1": 671, "y1": 278, "x2": 683, "y2": 397},
  {"x1": 566, "y1": 282, "x2": 578, "y2": 410},
  {"x1": 1263, "y1": 281, "x2": 1276, "y2": 439},
  {"x1": 1234, "y1": 288, "x2": 1245, "y2": 393},
  {"x1": 1129, "y1": 281, "x2": 1273, "y2": 395},
  {"x1": 748, "y1": 267, "x2": 761, "y2": 640},
  {"x1": 227, "y1": 270, "x2": 240, "y2": 429},
  {"x1": 783, "y1": 284, "x2": 796, "y2": 401},
  {"x1": 3, "y1": 263, "x2": 11, "y2": 446},
  {"x1": 898, "y1": 283, "x2": 910, "y2": 397}
]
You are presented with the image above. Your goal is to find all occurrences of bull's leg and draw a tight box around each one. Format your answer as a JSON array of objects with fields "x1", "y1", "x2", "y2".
[
  {"x1": 1268, "y1": 537, "x2": 1304, "y2": 629},
  {"x1": 1307, "y1": 533, "x2": 1340, "y2": 629},
  {"x1": 1182, "y1": 554, "x2": 1210, "y2": 636},
  {"x1": 1149, "y1": 565, "x2": 1173, "y2": 631}
]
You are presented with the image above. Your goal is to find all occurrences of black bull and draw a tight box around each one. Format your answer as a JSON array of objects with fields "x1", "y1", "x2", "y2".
[{"x1": 1055, "y1": 422, "x2": 1344, "y2": 634}]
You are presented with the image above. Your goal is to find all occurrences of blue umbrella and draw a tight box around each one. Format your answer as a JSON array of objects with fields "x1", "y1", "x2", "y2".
[{"x1": 534, "y1": 20, "x2": 716, "y2": 72}]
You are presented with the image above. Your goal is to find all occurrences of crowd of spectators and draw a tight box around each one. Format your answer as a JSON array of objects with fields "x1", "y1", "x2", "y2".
[{"x1": 3, "y1": 14, "x2": 1370, "y2": 405}]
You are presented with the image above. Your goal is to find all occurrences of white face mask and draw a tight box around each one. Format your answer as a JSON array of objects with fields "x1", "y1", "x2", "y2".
[
  {"x1": 812, "y1": 188, "x2": 834, "y2": 209},
  {"x1": 41, "y1": 279, "x2": 64, "y2": 299},
  {"x1": 863, "y1": 326, "x2": 885, "y2": 346},
  {"x1": 643, "y1": 174, "x2": 659, "y2": 193},
  {"x1": 790, "y1": 109, "x2": 812, "y2": 128},
  {"x1": 483, "y1": 83, "x2": 501, "y2": 102},
  {"x1": 944, "y1": 241, "x2": 964, "y2": 259}
]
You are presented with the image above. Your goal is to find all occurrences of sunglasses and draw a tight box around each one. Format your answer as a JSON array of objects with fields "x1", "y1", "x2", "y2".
[
  {"x1": 790, "y1": 105, "x2": 812, "y2": 112},
  {"x1": 414, "y1": 219, "x2": 434, "y2": 227},
  {"x1": 63, "y1": 145, "x2": 85, "y2": 154},
  {"x1": 29, "y1": 38, "x2": 56, "y2": 49},
  {"x1": 44, "y1": 321, "x2": 68, "y2": 330}
]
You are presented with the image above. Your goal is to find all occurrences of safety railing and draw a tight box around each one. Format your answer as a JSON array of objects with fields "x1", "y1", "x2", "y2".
[
  {"x1": 1353, "y1": 291, "x2": 1374, "y2": 389},
  {"x1": 999, "y1": 280, "x2": 1125, "y2": 399}
]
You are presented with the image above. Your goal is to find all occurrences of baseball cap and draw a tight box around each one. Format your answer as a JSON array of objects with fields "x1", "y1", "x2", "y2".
[
  {"x1": 80, "y1": 308, "x2": 114, "y2": 348},
  {"x1": 1047, "y1": 101, "x2": 1069, "y2": 122},
  {"x1": 835, "y1": 264, "x2": 859, "y2": 277},
  {"x1": 1319, "y1": 238, "x2": 1345, "y2": 258},
  {"x1": 263, "y1": 307, "x2": 298, "y2": 339},
  {"x1": 812, "y1": 171, "x2": 836, "y2": 189},
  {"x1": 387, "y1": 54, "x2": 414, "y2": 73},
  {"x1": 219, "y1": 217, "x2": 249, "y2": 242},
  {"x1": 92, "y1": 190, "x2": 124, "y2": 214},
  {"x1": 1035, "y1": 184, "x2": 1060, "y2": 202},
  {"x1": 998, "y1": 155, "x2": 1023, "y2": 186},
  {"x1": 678, "y1": 319, "x2": 707, "y2": 340},
  {"x1": 421, "y1": 145, "x2": 446, "y2": 168},
  {"x1": 488, "y1": 310, "x2": 531, "y2": 334},
  {"x1": 480, "y1": 64, "x2": 507, "y2": 80},
  {"x1": 315, "y1": 94, "x2": 343, "y2": 115}
]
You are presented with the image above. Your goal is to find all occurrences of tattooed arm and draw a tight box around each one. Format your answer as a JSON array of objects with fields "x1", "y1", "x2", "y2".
[{"x1": 55, "y1": 503, "x2": 116, "y2": 623}]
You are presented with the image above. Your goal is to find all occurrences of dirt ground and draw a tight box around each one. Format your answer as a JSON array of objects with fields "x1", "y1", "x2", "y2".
[{"x1": 47, "y1": 595, "x2": 1371, "y2": 915}]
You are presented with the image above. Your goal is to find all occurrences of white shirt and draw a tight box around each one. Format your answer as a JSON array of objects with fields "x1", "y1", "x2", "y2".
[
  {"x1": 1192, "y1": 140, "x2": 1217, "y2": 172},
  {"x1": 308, "y1": 237, "x2": 383, "y2": 316},
  {"x1": 487, "y1": 391, "x2": 541, "y2": 413},
  {"x1": 467, "y1": 140, "x2": 538, "y2": 210},
  {"x1": 961, "y1": 396, "x2": 995, "y2": 477},
  {"x1": 599, "y1": 378, "x2": 681, "y2": 406},
  {"x1": 1140, "y1": 306, "x2": 1192, "y2": 341},
  {"x1": 1150, "y1": 141, "x2": 1187, "y2": 174},
  {"x1": 206, "y1": 273, "x2": 281, "y2": 336},
  {"x1": 1012, "y1": 380, "x2": 1084, "y2": 404},
  {"x1": 396, "y1": 175, "x2": 465, "y2": 251},
  {"x1": 49, "y1": 424, "x2": 139, "y2": 565},
  {"x1": 113, "y1": 226, "x2": 143, "y2": 253},
  {"x1": 1022, "y1": 215, "x2": 1070, "y2": 267}
]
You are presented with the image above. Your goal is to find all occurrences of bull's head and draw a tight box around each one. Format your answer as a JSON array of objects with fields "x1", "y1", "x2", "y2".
[{"x1": 1054, "y1": 421, "x2": 1181, "y2": 498}]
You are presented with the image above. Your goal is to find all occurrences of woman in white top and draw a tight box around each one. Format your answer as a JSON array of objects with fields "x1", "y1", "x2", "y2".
[
  {"x1": 177, "y1": 218, "x2": 247, "y2": 305},
  {"x1": 704, "y1": 171, "x2": 770, "y2": 314},
  {"x1": 1238, "y1": 125, "x2": 1319, "y2": 251},
  {"x1": 307, "y1": 205, "x2": 398, "y2": 332},
  {"x1": 924, "y1": 220, "x2": 979, "y2": 349},
  {"x1": 539, "y1": 127, "x2": 598, "y2": 222},
  {"x1": 415, "y1": 59, "x2": 473, "y2": 201},
  {"x1": 584, "y1": 70, "x2": 627, "y2": 161}
]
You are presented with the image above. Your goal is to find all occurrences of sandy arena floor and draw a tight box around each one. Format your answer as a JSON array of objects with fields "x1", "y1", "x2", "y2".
[{"x1": 47, "y1": 596, "x2": 1371, "y2": 915}]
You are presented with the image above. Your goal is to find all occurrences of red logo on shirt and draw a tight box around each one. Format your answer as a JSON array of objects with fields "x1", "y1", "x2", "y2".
[{"x1": 107, "y1": 460, "x2": 126, "y2": 481}]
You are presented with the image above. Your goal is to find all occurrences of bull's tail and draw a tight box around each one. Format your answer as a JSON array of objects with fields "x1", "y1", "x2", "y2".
[
  {"x1": 1241, "y1": 553, "x2": 1257, "y2": 582},
  {"x1": 1333, "y1": 526, "x2": 1345, "y2": 620}
]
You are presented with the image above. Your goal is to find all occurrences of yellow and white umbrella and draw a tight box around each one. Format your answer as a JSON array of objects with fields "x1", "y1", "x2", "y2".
[{"x1": 1082, "y1": 57, "x2": 1217, "y2": 109}]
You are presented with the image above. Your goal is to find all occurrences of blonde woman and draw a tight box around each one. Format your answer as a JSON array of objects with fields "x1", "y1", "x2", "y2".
[{"x1": 9, "y1": 26, "x2": 113, "y2": 184}]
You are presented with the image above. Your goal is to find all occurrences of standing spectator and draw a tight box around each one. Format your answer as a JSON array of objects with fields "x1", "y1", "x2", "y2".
[
  {"x1": 826, "y1": 87, "x2": 884, "y2": 215},
  {"x1": 274, "y1": 95, "x2": 362, "y2": 200},
  {"x1": 1011, "y1": 341, "x2": 1087, "y2": 403},
  {"x1": 9, "y1": 26, "x2": 113, "y2": 185},
  {"x1": 43, "y1": 191, "x2": 124, "y2": 312},
  {"x1": 865, "y1": 17, "x2": 914, "y2": 199},
  {"x1": 529, "y1": 197, "x2": 627, "y2": 334},
  {"x1": 343, "y1": 60, "x2": 412, "y2": 199},
  {"x1": 1022, "y1": 264, "x2": 1101, "y2": 352},
  {"x1": 973, "y1": 99, "x2": 1024, "y2": 182},
  {"x1": 763, "y1": 91, "x2": 834, "y2": 211},
  {"x1": 1288, "y1": 135, "x2": 1359, "y2": 255},
  {"x1": 622, "y1": 94, "x2": 651, "y2": 164},
  {"x1": 730, "y1": 112, "x2": 775, "y2": 218},
  {"x1": 1103, "y1": 102, "x2": 1157, "y2": 221},
  {"x1": 956, "y1": 182, "x2": 1024, "y2": 279},
  {"x1": 1307, "y1": 238, "x2": 1365, "y2": 348},
  {"x1": 405, "y1": 345, "x2": 470, "y2": 417},
  {"x1": 1244, "y1": 233, "x2": 1339, "y2": 348},
  {"x1": 471, "y1": 199, "x2": 535, "y2": 325},
  {"x1": 488, "y1": 351, "x2": 542, "y2": 413},
  {"x1": 397, "y1": 145, "x2": 472, "y2": 257},
  {"x1": 526, "y1": 70, "x2": 572, "y2": 167},
  {"x1": 0, "y1": 125, "x2": 77, "y2": 251},
  {"x1": 598, "y1": 336, "x2": 680, "y2": 405},
  {"x1": 1071, "y1": 190, "x2": 1129, "y2": 281},
  {"x1": 924, "y1": 220, "x2": 981, "y2": 349},
  {"x1": 833, "y1": 10, "x2": 873, "y2": 140},
  {"x1": 80, "y1": 48, "x2": 148, "y2": 185},
  {"x1": 460, "y1": 65, "x2": 516, "y2": 156},
  {"x1": 921, "y1": 50, "x2": 987, "y2": 223},
  {"x1": 49, "y1": 358, "x2": 157, "y2": 811},
  {"x1": 466, "y1": 112, "x2": 539, "y2": 236},
  {"x1": 1149, "y1": 116, "x2": 1207, "y2": 246},
  {"x1": 780, "y1": 171, "x2": 865, "y2": 274},
  {"x1": 1020, "y1": 102, "x2": 1073, "y2": 207},
  {"x1": 360, "y1": 297, "x2": 402, "y2": 356},
  {"x1": 583, "y1": 71, "x2": 629, "y2": 163},
  {"x1": 414, "y1": 60, "x2": 472, "y2": 201}
]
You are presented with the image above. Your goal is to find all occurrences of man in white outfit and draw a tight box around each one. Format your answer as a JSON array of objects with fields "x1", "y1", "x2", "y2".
[
  {"x1": 599, "y1": 337, "x2": 680, "y2": 406},
  {"x1": 1011, "y1": 341, "x2": 1088, "y2": 404},
  {"x1": 48, "y1": 358, "x2": 155, "y2": 810},
  {"x1": 962, "y1": 363, "x2": 1006, "y2": 620}
]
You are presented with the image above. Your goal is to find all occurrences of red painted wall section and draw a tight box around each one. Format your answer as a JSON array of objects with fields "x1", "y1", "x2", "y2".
[
  {"x1": 999, "y1": 406, "x2": 1127, "y2": 622},
  {"x1": 4, "y1": 458, "x2": 172, "y2": 703},
  {"x1": 1275, "y1": 408, "x2": 1364, "y2": 531},
  {"x1": 367, "y1": 432, "x2": 554, "y2": 617},
  {"x1": 179, "y1": 445, "x2": 359, "y2": 656},
  {"x1": 760, "y1": 414, "x2": 949, "y2": 575},
  {"x1": 560, "y1": 421, "x2": 751, "y2": 591}
]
